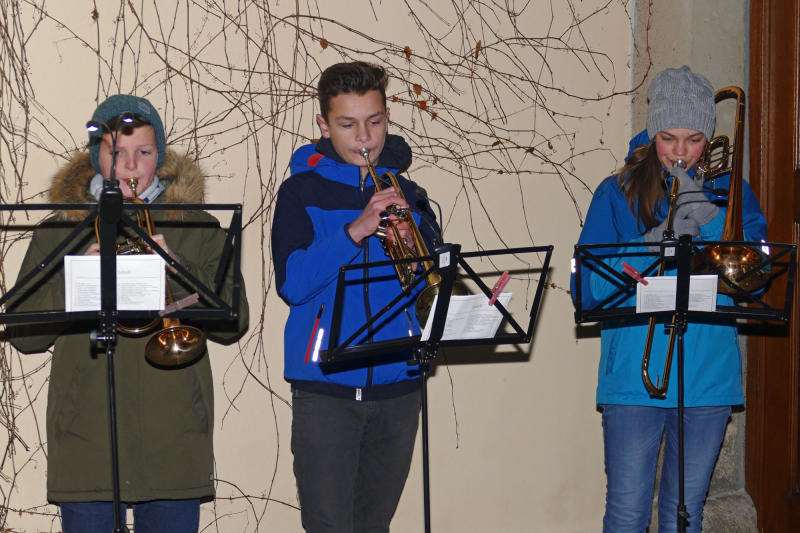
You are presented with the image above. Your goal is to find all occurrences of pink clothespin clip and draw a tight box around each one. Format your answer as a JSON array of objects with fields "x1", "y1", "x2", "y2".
[
  {"x1": 622, "y1": 262, "x2": 648, "y2": 285},
  {"x1": 489, "y1": 270, "x2": 510, "y2": 306}
]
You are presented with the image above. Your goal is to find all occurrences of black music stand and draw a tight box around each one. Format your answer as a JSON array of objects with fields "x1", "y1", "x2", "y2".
[
  {"x1": 573, "y1": 236, "x2": 796, "y2": 533},
  {"x1": 320, "y1": 243, "x2": 553, "y2": 533},
  {"x1": 0, "y1": 187, "x2": 243, "y2": 533}
]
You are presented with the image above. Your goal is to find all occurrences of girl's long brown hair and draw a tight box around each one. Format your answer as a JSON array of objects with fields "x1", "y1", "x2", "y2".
[{"x1": 616, "y1": 141, "x2": 667, "y2": 231}]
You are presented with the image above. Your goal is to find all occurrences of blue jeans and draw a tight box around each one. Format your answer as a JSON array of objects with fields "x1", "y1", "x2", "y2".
[
  {"x1": 60, "y1": 499, "x2": 200, "y2": 533},
  {"x1": 291, "y1": 387, "x2": 421, "y2": 533},
  {"x1": 601, "y1": 405, "x2": 731, "y2": 533}
]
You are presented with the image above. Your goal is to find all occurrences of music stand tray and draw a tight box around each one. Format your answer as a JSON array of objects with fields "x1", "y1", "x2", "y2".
[
  {"x1": 320, "y1": 243, "x2": 553, "y2": 533},
  {"x1": 0, "y1": 195, "x2": 243, "y2": 533}
]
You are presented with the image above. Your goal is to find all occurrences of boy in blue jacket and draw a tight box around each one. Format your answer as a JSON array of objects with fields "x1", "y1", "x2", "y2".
[{"x1": 272, "y1": 61, "x2": 438, "y2": 532}]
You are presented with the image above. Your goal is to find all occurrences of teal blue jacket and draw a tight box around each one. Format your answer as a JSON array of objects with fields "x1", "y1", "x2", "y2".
[{"x1": 572, "y1": 130, "x2": 767, "y2": 407}]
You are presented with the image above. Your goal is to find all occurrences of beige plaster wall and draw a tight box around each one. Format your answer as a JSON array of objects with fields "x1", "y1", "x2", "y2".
[
  {"x1": 0, "y1": 1, "x2": 637, "y2": 531},
  {"x1": 633, "y1": 0, "x2": 748, "y2": 134}
]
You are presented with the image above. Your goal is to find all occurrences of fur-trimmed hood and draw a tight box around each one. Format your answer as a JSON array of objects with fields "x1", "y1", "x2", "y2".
[{"x1": 50, "y1": 149, "x2": 205, "y2": 221}]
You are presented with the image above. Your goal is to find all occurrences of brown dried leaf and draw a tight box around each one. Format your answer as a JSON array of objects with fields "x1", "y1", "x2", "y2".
[
  {"x1": 417, "y1": 100, "x2": 428, "y2": 110},
  {"x1": 320, "y1": 38, "x2": 328, "y2": 49},
  {"x1": 392, "y1": 96, "x2": 399, "y2": 103},
  {"x1": 413, "y1": 84, "x2": 422, "y2": 96},
  {"x1": 91, "y1": 8, "x2": 99, "y2": 21},
  {"x1": 491, "y1": 140, "x2": 502, "y2": 147},
  {"x1": 474, "y1": 40, "x2": 482, "y2": 59},
  {"x1": 431, "y1": 112, "x2": 438, "y2": 120},
  {"x1": 404, "y1": 46, "x2": 412, "y2": 60}
]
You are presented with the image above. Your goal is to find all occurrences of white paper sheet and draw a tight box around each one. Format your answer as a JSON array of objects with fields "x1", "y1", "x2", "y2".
[
  {"x1": 64, "y1": 255, "x2": 166, "y2": 312},
  {"x1": 635, "y1": 275, "x2": 718, "y2": 313},
  {"x1": 421, "y1": 292, "x2": 512, "y2": 341}
]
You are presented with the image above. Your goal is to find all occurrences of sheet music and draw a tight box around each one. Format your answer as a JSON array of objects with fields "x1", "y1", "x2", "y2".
[
  {"x1": 421, "y1": 292, "x2": 512, "y2": 341},
  {"x1": 64, "y1": 255, "x2": 165, "y2": 312},
  {"x1": 636, "y1": 274, "x2": 718, "y2": 313}
]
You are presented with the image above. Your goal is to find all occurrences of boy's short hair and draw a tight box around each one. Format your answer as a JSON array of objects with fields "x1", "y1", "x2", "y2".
[{"x1": 318, "y1": 62, "x2": 388, "y2": 119}]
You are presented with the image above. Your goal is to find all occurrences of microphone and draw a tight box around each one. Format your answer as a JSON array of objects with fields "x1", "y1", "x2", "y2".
[
  {"x1": 86, "y1": 112, "x2": 136, "y2": 136},
  {"x1": 86, "y1": 120, "x2": 108, "y2": 134},
  {"x1": 413, "y1": 186, "x2": 444, "y2": 247}
]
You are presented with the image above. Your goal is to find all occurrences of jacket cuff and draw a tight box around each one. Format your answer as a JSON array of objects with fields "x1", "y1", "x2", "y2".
[{"x1": 343, "y1": 223, "x2": 363, "y2": 247}]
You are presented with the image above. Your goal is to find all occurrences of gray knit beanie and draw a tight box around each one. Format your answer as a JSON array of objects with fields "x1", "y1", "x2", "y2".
[
  {"x1": 646, "y1": 66, "x2": 715, "y2": 140},
  {"x1": 88, "y1": 94, "x2": 166, "y2": 172}
]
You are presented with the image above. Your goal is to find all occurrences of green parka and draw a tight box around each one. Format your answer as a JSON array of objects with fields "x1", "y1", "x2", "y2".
[{"x1": 8, "y1": 149, "x2": 248, "y2": 503}]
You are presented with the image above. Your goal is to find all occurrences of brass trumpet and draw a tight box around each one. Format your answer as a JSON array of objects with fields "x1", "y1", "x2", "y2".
[
  {"x1": 98, "y1": 177, "x2": 207, "y2": 367},
  {"x1": 94, "y1": 178, "x2": 160, "y2": 335},
  {"x1": 359, "y1": 148, "x2": 441, "y2": 325}
]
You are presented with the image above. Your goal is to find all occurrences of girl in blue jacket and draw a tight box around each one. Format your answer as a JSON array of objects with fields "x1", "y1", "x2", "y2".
[{"x1": 574, "y1": 66, "x2": 767, "y2": 532}]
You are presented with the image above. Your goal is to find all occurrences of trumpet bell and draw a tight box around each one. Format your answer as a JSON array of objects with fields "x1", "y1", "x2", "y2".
[
  {"x1": 414, "y1": 279, "x2": 472, "y2": 328},
  {"x1": 144, "y1": 322, "x2": 207, "y2": 367},
  {"x1": 692, "y1": 244, "x2": 770, "y2": 295},
  {"x1": 415, "y1": 284, "x2": 440, "y2": 327}
]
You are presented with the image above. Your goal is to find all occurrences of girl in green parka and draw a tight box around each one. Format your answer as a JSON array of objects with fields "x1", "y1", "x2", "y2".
[{"x1": 8, "y1": 95, "x2": 248, "y2": 533}]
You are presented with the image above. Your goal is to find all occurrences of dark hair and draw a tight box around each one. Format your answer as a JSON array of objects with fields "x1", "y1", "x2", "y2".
[
  {"x1": 616, "y1": 142, "x2": 668, "y2": 231},
  {"x1": 318, "y1": 61, "x2": 388, "y2": 119}
]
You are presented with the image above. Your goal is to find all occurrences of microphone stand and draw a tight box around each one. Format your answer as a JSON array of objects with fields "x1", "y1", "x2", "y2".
[
  {"x1": 672, "y1": 234, "x2": 692, "y2": 533},
  {"x1": 87, "y1": 114, "x2": 133, "y2": 533}
]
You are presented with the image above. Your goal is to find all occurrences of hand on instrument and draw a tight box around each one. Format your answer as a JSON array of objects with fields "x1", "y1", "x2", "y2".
[
  {"x1": 347, "y1": 186, "x2": 408, "y2": 244},
  {"x1": 666, "y1": 166, "x2": 719, "y2": 225},
  {"x1": 643, "y1": 216, "x2": 700, "y2": 252},
  {"x1": 392, "y1": 221, "x2": 417, "y2": 252},
  {"x1": 83, "y1": 235, "x2": 179, "y2": 274},
  {"x1": 84, "y1": 243, "x2": 101, "y2": 256}
]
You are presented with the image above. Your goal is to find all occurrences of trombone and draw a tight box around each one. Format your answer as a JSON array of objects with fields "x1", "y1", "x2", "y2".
[
  {"x1": 640, "y1": 86, "x2": 769, "y2": 397},
  {"x1": 640, "y1": 162, "x2": 682, "y2": 398}
]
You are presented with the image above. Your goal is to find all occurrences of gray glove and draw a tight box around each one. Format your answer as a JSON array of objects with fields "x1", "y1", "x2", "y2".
[
  {"x1": 666, "y1": 166, "x2": 719, "y2": 225},
  {"x1": 643, "y1": 215, "x2": 700, "y2": 252}
]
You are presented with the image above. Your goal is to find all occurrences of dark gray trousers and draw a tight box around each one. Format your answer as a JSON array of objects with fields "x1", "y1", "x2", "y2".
[{"x1": 291, "y1": 386, "x2": 421, "y2": 533}]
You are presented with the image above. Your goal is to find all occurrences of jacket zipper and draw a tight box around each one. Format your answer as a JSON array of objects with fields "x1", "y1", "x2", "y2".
[{"x1": 360, "y1": 171, "x2": 375, "y2": 393}]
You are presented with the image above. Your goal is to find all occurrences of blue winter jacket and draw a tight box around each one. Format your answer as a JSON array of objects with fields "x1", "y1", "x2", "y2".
[
  {"x1": 572, "y1": 130, "x2": 767, "y2": 407},
  {"x1": 272, "y1": 135, "x2": 439, "y2": 399}
]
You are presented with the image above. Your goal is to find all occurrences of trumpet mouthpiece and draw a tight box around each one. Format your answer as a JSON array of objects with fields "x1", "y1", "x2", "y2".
[{"x1": 673, "y1": 159, "x2": 686, "y2": 169}]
